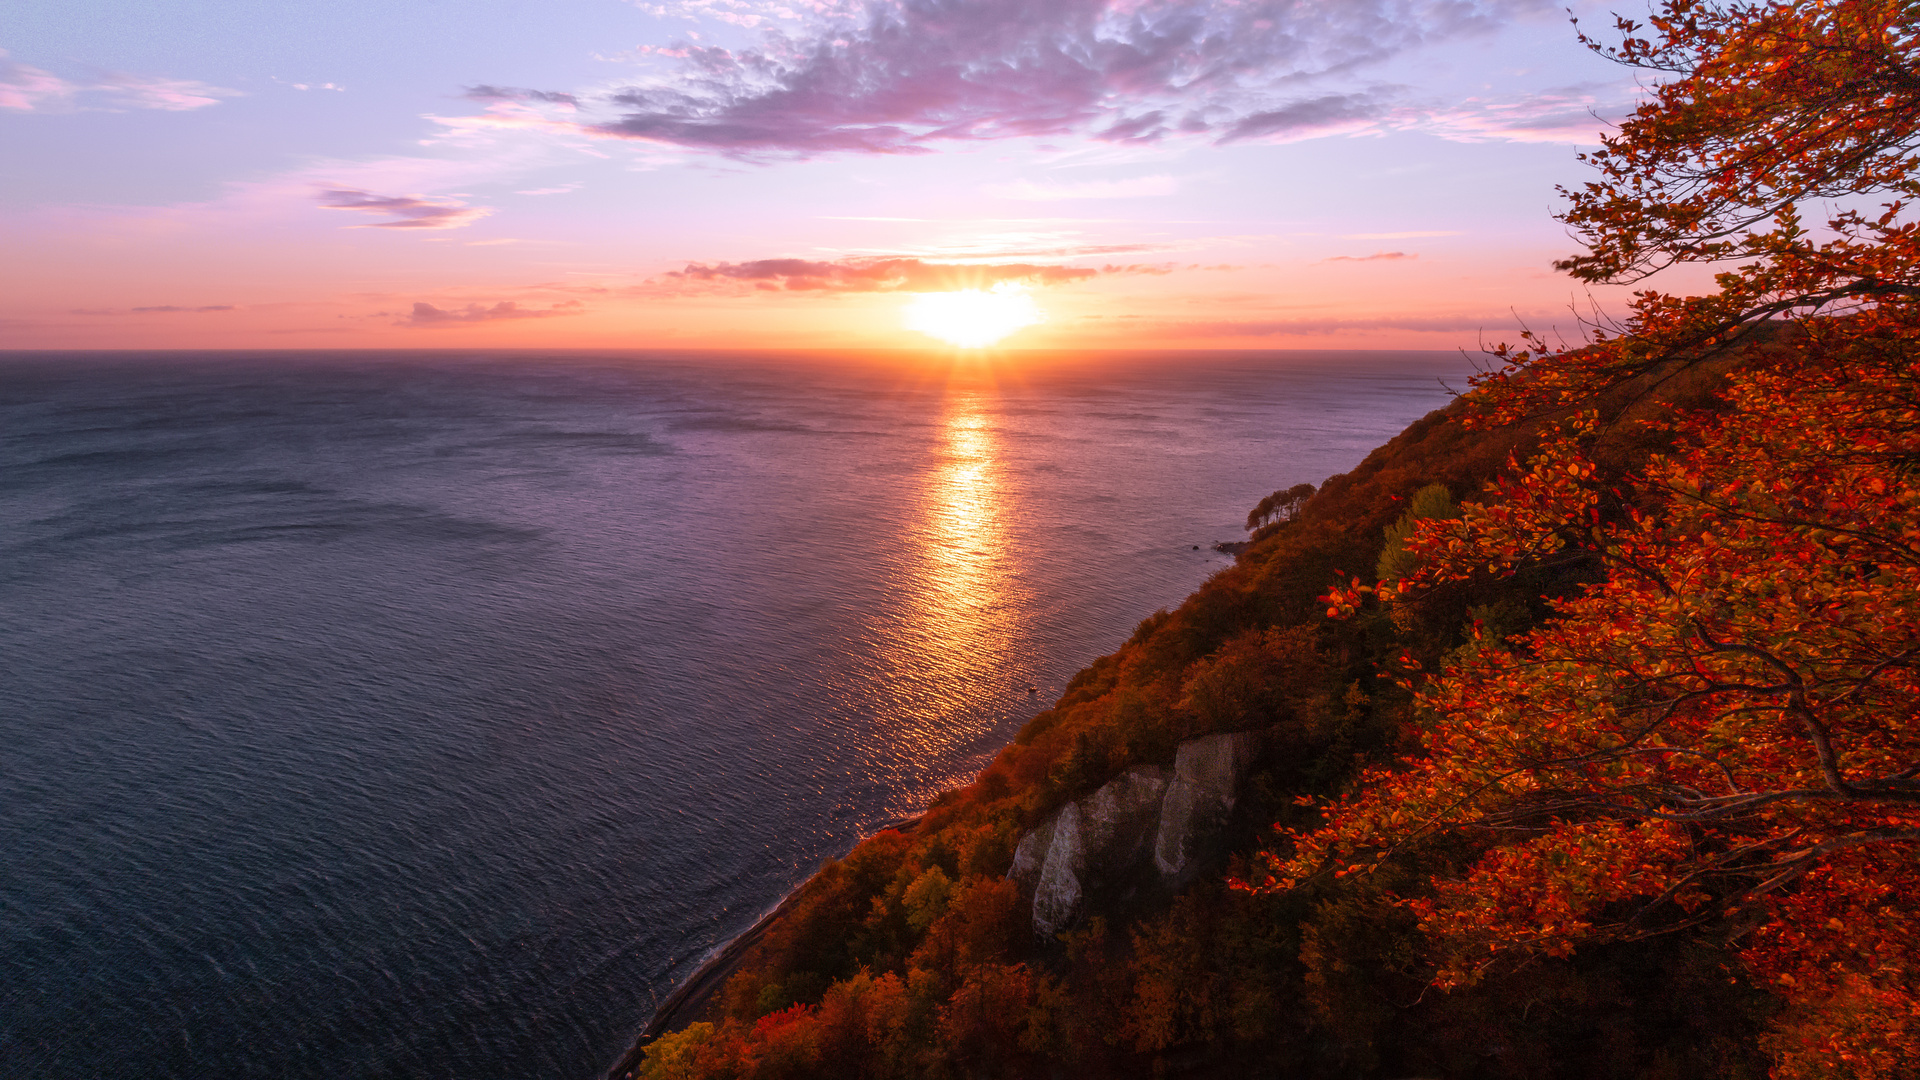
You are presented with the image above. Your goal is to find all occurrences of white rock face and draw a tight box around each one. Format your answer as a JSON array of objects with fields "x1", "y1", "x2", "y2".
[
  {"x1": 1030, "y1": 765, "x2": 1168, "y2": 937},
  {"x1": 1153, "y1": 730, "x2": 1264, "y2": 883},
  {"x1": 1009, "y1": 731, "x2": 1267, "y2": 937},
  {"x1": 1177, "y1": 730, "x2": 1265, "y2": 795},
  {"x1": 1078, "y1": 765, "x2": 1170, "y2": 868},
  {"x1": 1008, "y1": 808, "x2": 1059, "y2": 896},
  {"x1": 1031, "y1": 802, "x2": 1084, "y2": 937}
]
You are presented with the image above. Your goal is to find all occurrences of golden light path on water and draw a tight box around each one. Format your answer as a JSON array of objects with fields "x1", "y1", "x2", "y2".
[
  {"x1": 921, "y1": 394, "x2": 1003, "y2": 631},
  {"x1": 868, "y1": 382, "x2": 1036, "y2": 773}
]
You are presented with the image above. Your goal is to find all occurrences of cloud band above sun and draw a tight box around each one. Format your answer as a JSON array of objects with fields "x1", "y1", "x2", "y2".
[
  {"x1": 314, "y1": 187, "x2": 493, "y2": 230},
  {"x1": 668, "y1": 257, "x2": 1100, "y2": 293},
  {"x1": 469, "y1": 0, "x2": 1551, "y2": 158}
]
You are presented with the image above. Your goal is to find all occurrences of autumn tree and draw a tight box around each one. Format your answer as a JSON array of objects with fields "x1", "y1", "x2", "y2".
[
  {"x1": 1249, "y1": 3, "x2": 1920, "y2": 1077},
  {"x1": 1246, "y1": 482, "x2": 1316, "y2": 531}
]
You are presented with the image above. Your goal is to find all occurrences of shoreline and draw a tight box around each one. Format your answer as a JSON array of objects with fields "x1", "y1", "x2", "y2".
[{"x1": 603, "y1": 813, "x2": 924, "y2": 1080}]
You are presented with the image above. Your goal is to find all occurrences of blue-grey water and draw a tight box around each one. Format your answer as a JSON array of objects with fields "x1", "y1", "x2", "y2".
[{"x1": 0, "y1": 349, "x2": 1472, "y2": 1079}]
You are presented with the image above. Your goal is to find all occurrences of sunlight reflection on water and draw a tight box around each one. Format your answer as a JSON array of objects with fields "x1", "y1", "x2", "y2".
[
  {"x1": 0, "y1": 349, "x2": 1479, "y2": 1080},
  {"x1": 883, "y1": 386, "x2": 1031, "y2": 759}
]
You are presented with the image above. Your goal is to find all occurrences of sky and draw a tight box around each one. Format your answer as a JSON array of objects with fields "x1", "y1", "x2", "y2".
[{"x1": 0, "y1": 0, "x2": 1699, "y2": 351}]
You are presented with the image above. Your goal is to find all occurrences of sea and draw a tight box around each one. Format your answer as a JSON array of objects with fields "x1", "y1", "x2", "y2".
[{"x1": 0, "y1": 349, "x2": 1476, "y2": 1079}]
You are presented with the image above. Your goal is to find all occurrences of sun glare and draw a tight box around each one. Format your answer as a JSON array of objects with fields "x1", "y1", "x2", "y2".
[{"x1": 903, "y1": 285, "x2": 1045, "y2": 348}]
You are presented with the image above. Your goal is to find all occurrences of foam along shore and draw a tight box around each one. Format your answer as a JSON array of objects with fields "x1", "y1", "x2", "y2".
[
  {"x1": 603, "y1": 814, "x2": 925, "y2": 1080},
  {"x1": 601, "y1": 724, "x2": 1267, "y2": 1078}
]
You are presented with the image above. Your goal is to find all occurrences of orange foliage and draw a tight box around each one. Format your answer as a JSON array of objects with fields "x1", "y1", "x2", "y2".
[
  {"x1": 624, "y1": 9, "x2": 1920, "y2": 1076},
  {"x1": 1259, "y1": 3, "x2": 1920, "y2": 1076}
]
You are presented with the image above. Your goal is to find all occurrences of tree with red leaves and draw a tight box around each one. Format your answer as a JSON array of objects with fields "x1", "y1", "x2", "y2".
[{"x1": 1252, "y1": 3, "x2": 1920, "y2": 1075}]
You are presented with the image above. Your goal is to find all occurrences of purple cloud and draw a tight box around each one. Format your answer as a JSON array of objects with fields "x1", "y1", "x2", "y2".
[
  {"x1": 1219, "y1": 91, "x2": 1389, "y2": 143},
  {"x1": 1321, "y1": 251, "x2": 1415, "y2": 263},
  {"x1": 587, "y1": 0, "x2": 1543, "y2": 156},
  {"x1": 315, "y1": 187, "x2": 492, "y2": 230},
  {"x1": 130, "y1": 304, "x2": 236, "y2": 312},
  {"x1": 402, "y1": 300, "x2": 584, "y2": 326},
  {"x1": 464, "y1": 84, "x2": 580, "y2": 107},
  {"x1": 668, "y1": 257, "x2": 1098, "y2": 292}
]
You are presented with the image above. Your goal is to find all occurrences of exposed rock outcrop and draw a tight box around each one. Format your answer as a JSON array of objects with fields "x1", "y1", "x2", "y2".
[
  {"x1": 1029, "y1": 803, "x2": 1081, "y2": 938},
  {"x1": 1009, "y1": 730, "x2": 1267, "y2": 937},
  {"x1": 1153, "y1": 730, "x2": 1264, "y2": 885},
  {"x1": 1008, "y1": 811, "x2": 1057, "y2": 895},
  {"x1": 1031, "y1": 766, "x2": 1168, "y2": 935}
]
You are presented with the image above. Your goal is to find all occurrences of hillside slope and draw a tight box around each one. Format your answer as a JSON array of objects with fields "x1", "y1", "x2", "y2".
[
  {"x1": 612, "y1": 4, "x2": 1920, "y2": 1072},
  {"x1": 610, "y1": 354, "x2": 1777, "y2": 1080}
]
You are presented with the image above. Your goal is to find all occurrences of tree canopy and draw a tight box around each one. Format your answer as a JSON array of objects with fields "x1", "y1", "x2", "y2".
[
  {"x1": 618, "y1": 5, "x2": 1920, "y2": 1078},
  {"x1": 1257, "y1": 3, "x2": 1920, "y2": 1075},
  {"x1": 1246, "y1": 482, "x2": 1317, "y2": 532}
]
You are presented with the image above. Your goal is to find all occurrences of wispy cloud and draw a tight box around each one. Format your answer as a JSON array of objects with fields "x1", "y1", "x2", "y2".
[
  {"x1": 1141, "y1": 313, "x2": 1499, "y2": 337},
  {"x1": 0, "y1": 53, "x2": 67, "y2": 112},
  {"x1": 0, "y1": 51, "x2": 240, "y2": 113},
  {"x1": 1424, "y1": 82, "x2": 1629, "y2": 143},
  {"x1": 1218, "y1": 91, "x2": 1391, "y2": 143},
  {"x1": 401, "y1": 300, "x2": 584, "y2": 326},
  {"x1": 314, "y1": 187, "x2": 494, "y2": 229},
  {"x1": 667, "y1": 256, "x2": 1100, "y2": 292},
  {"x1": 635, "y1": 0, "x2": 868, "y2": 31},
  {"x1": 70, "y1": 305, "x2": 236, "y2": 314},
  {"x1": 274, "y1": 77, "x2": 345, "y2": 92},
  {"x1": 1343, "y1": 230, "x2": 1461, "y2": 239},
  {"x1": 582, "y1": 0, "x2": 1545, "y2": 157},
  {"x1": 1321, "y1": 251, "x2": 1414, "y2": 262},
  {"x1": 897, "y1": 241, "x2": 1174, "y2": 260},
  {"x1": 96, "y1": 73, "x2": 241, "y2": 111},
  {"x1": 464, "y1": 85, "x2": 581, "y2": 108},
  {"x1": 983, "y1": 175, "x2": 1179, "y2": 201}
]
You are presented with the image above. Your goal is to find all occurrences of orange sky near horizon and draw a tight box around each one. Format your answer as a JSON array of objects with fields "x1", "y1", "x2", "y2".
[{"x1": 2, "y1": 0, "x2": 1715, "y2": 354}]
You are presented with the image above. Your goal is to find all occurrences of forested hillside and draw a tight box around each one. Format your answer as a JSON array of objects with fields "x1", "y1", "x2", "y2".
[{"x1": 618, "y1": 3, "x2": 1920, "y2": 1076}]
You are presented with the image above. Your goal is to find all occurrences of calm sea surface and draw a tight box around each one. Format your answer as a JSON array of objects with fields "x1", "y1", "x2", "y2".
[{"x1": 0, "y1": 349, "x2": 1473, "y2": 1079}]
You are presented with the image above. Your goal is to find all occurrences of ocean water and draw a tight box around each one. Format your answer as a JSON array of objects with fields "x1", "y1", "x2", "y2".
[{"x1": 0, "y1": 349, "x2": 1474, "y2": 1080}]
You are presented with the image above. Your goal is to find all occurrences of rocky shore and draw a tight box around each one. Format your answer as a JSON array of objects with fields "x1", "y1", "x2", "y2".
[
  {"x1": 603, "y1": 814, "x2": 926, "y2": 1080},
  {"x1": 604, "y1": 729, "x2": 1269, "y2": 1077},
  {"x1": 603, "y1": 890, "x2": 805, "y2": 1080}
]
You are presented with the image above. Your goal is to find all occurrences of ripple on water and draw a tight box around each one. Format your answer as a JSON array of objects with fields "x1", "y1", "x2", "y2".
[{"x1": 0, "y1": 349, "x2": 1473, "y2": 1079}]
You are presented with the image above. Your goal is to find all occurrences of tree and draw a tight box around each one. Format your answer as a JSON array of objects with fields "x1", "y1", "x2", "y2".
[
  {"x1": 1246, "y1": 4, "x2": 1920, "y2": 1076},
  {"x1": 1557, "y1": 0, "x2": 1920, "y2": 287},
  {"x1": 1246, "y1": 483, "x2": 1316, "y2": 531},
  {"x1": 1477, "y1": 0, "x2": 1920, "y2": 417},
  {"x1": 1373, "y1": 482, "x2": 1457, "y2": 585}
]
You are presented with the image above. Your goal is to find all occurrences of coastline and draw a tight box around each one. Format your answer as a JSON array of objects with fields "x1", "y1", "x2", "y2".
[{"x1": 603, "y1": 814, "x2": 925, "y2": 1080}]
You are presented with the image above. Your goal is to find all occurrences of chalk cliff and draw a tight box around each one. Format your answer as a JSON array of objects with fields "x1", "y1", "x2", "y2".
[{"x1": 1010, "y1": 729, "x2": 1265, "y2": 936}]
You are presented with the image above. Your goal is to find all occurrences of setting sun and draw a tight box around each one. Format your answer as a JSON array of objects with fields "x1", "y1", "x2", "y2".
[{"x1": 902, "y1": 285, "x2": 1045, "y2": 348}]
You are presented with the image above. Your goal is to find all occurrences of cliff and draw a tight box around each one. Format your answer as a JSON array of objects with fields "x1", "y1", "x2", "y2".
[
  {"x1": 1009, "y1": 729, "x2": 1264, "y2": 936},
  {"x1": 609, "y1": 363, "x2": 1777, "y2": 1080}
]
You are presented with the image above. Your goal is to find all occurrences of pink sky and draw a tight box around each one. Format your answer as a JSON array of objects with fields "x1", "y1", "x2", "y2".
[{"x1": 1, "y1": 0, "x2": 1706, "y2": 351}]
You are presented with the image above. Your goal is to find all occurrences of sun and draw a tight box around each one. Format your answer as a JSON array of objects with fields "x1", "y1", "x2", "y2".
[{"x1": 903, "y1": 284, "x2": 1045, "y2": 348}]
